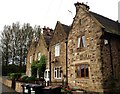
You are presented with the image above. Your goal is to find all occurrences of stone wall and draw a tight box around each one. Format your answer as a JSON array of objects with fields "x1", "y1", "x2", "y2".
[
  {"x1": 67, "y1": 2, "x2": 120, "y2": 93},
  {"x1": 1, "y1": 77, "x2": 23, "y2": 93},
  {"x1": 68, "y1": 3, "x2": 104, "y2": 92},
  {"x1": 26, "y1": 35, "x2": 49, "y2": 76},
  {"x1": 49, "y1": 22, "x2": 68, "y2": 83},
  {"x1": 101, "y1": 36, "x2": 120, "y2": 91}
]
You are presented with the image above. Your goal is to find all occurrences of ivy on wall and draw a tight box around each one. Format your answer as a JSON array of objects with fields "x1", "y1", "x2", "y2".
[{"x1": 31, "y1": 55, "x2": 46, "y2": 78}]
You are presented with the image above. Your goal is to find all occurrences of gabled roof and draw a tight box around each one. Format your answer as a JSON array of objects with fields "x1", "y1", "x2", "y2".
[
  {"x1": 61, "y1": 23, "x2": 71, "y2": 36},
  {"x1": 90, "y1": 11, "x2": 120, "y2": 36}
]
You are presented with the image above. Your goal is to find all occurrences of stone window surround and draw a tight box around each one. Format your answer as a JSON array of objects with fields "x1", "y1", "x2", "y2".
[{"x1": 72, "y1": 60, "x2": 90, "y2": 79}]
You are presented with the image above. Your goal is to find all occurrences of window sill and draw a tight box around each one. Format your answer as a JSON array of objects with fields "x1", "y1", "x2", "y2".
[
  {"x1": 76, "y1": 77, "x2": 89, "y2": 79},
  {"x1": 54, "y1": 78, "x2": 62, "y2": 80},
  {"x1": 76, "y1": 47, "x2": 85, "y2": 52}
]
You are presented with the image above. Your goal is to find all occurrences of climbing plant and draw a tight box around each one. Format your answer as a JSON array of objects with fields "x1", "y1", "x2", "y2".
[
  {"x1": 37, "y1": 55, "x2": 46, "y2": 78},
  {"x1": 31, "y1": 61, "x2": 38, "y2": 77}
]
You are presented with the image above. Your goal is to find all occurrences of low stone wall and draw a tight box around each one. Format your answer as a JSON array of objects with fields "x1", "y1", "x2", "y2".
[{"x1": 1, "y1": 76, "x2": 23, "y2": 93}]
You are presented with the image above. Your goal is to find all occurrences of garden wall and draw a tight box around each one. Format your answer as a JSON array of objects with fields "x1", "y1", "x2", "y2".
[{"x1": 1, "y1": 76, "x2": 23, "y2": 93}]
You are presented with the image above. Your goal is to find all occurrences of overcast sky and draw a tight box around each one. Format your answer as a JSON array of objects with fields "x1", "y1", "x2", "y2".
[{"x1": 0, "y1": 0, "x2": 119, "y2": 32}]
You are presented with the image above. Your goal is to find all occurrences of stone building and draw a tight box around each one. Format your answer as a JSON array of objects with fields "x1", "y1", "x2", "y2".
[
  {"x1": 26, "y1": 2, "x2": 120, "y2": 93},
  {"x1": 67, "y1": 2, "x2": 120, "y2": 93},
  {"x1": 26, "y1": 27, "x2": 53, "y2": 78},
  {"x1": 49, "y1": 21, "x2": 70, "y2": 85}
]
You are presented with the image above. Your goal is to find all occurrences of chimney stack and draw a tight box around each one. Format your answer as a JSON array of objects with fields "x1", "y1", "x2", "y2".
[{"x1": 74, "y1": 2, "x2": 90, "y2": 13}]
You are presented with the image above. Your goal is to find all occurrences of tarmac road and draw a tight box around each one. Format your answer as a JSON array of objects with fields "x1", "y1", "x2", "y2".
[{"x1": 1, "y1": 83, "x2": 20, "y2": 94}]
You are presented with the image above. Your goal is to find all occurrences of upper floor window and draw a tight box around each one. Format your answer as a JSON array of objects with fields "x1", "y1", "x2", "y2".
[
  {"x1": 54, "y1": 66, "x2": 62, "y2": 79},
  {"x1": 55, "y1": 43, "x2": 60, "y2": 56},
  {"x1": 30, "y1": 55, "x2": 32, "y2": 64},
  {"x1": 77, "y1": 35, "x2": 85, "y2": 48},
  {"x1": 104, "y1": 39, "x2": 108, "y2": 45},
  {"x1": 76, "y1": 64, "x2": 89, "y2": 78},
  {"x1": 38, "y1": 52, "x2": 41, "y2": 61}
]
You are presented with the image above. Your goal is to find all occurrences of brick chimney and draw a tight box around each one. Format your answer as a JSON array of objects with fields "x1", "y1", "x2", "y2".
[{"x1": 74, "y1": 2, "x2": 90, "y2": 13}]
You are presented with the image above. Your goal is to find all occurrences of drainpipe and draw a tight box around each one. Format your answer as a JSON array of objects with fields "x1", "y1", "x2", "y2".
[
  {"x1": 49, "y1": 51, "x2": 51, "y2": 85},
  {"x1": 65, "y1": 36, "x2": 68, "y2": 85},
  {"x1": 108, "y1": 39, "x2": 114, "y2": 76}
]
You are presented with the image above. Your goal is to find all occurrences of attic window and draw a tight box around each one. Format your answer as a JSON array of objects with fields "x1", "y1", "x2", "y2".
[{"x1": 104, "y1": 39, "x2": 108, "y2": 45}]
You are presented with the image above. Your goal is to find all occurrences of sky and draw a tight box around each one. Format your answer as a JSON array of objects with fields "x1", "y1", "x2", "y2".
[{"x1": 0, "y1": 0, "x2": 119, "y2": 32}]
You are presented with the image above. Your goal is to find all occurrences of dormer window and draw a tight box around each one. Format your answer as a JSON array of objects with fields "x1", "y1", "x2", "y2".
[
  {"x1": 77, "y1": 35, "x2": 85, "y2": 48},
  {"x1": 55, "y1": 43, "x2": 60, "y2": 56}
]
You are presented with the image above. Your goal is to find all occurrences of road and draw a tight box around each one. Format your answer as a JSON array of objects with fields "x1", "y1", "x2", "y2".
[{"x1": 1, "y1": 83, "x2": 20, "y2": 94}]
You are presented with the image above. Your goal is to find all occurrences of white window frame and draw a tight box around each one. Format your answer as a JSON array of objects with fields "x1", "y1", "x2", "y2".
[
  {"x1": 55, "y1": 43, "x2": 60, "y2": 56},
  {"x1": 82, "y1": 35, "x2": 85, "y2": 47},
  {"x1": 77, "y1": 37, "x2": 81, "y2": 48},
  {"x1": 104, "y1": 39, "x2": 108, "y2": 45},
  {"x1": 38, "y1": 52, "x2": 41, "y2": 61},
  {"x1": 30, "y1": 55, "x2": 32, "y2": 64},
  {"x1": 77, "y1": 35, "x2": 85, "y2": 48},
  {"x1": 54, "y1": 66, "x2": 62, "y2": 79}
]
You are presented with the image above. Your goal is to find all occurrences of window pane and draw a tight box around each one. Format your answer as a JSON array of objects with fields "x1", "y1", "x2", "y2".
[
  {"x1": 55, "y1": 43, "x2": 60, "y2": 56},
  {"x1": 81, "y1": 65, "x2": 85, "y2": 77},
  {"x1": 77, "y1": 37, "x2": 81, "y2": 48},
  {"x1": 82, "y1": 36, "x2": 85, "y2": 47},
  {"x1": 48, "y1": 71, "x2": 50, "y2": 78},
  {"x1": 86, "y1": 65, "x2": 89, "y2": 77},
  {"x1": 54, "y1": 68, "x2": 57, "y2": 78},
  {"x1": 38, "y1": 52, "x2": 41, "y2": 61},
  {"x1": 30, "y1": 56, "x2": 32, "y2": 64},
  {"x1": 77, "y1": 66, "x2": 81, "y2": 77}
]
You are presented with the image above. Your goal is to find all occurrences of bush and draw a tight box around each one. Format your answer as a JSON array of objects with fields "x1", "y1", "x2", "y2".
[
  {"x1": 9, "y1": 73, "x2": 23, "y2": 80},
  {"x1": 19, "y1": 75, "x2": 28, "y2": 82},
  {"x1": 2, "y1": 64, "x2": 26, "y2": 76},
  {"x1": 24, "y1": 76, "x2": 37, "y2": 83}
]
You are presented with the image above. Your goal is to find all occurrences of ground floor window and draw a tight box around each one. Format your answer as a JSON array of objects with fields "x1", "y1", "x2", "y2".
[
  {"x1": 76, "y1": 64, "x2": 89, "y2": 78},
  {"x1": 54, "y1": 66, "x2": 62, "y2": 79}
]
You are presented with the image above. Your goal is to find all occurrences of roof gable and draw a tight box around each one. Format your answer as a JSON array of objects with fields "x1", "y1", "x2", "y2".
[{"x1": 50, "y1": 21, "x2": 70, "y2": 46}]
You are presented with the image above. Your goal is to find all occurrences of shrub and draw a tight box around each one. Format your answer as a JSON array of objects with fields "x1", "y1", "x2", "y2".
[
  {"x1": 20, "y1": 75, "x2": 28, "y2": 82},
  {"x1": 27, "y1": 76, "x2": 36, "y2": 82},
  {"x1": 2, "y1": 64, "x2": 26, "y2": 76},
  {"x1": 31, "y1": 61, "x2": 37, "y2": 77},
  {"x1": 9, "y1": 73, "x2": 23, "y2": 80}
]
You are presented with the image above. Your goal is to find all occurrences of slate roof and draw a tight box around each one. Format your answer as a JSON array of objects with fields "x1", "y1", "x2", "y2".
[
  {"x1": 61, "y1": 23, "x2": 71, "y2": 36},
  {"x1": 90, "y1": 11, "x2": 120, "y2": 36},
  {"x1": 43, "y1": 28, "x2": 53, "y2": 46}
]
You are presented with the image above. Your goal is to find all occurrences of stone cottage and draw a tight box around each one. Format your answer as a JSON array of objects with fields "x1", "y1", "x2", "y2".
[
  {"x1": 67, "y1": 2, "x2": 120, "y2": 93},
  {"x1": 26, "y1": 27, "x2": 53, "y2": 78},
  {"x1": 49, "y1": 21, "x2": 70, "y2": 85}
]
